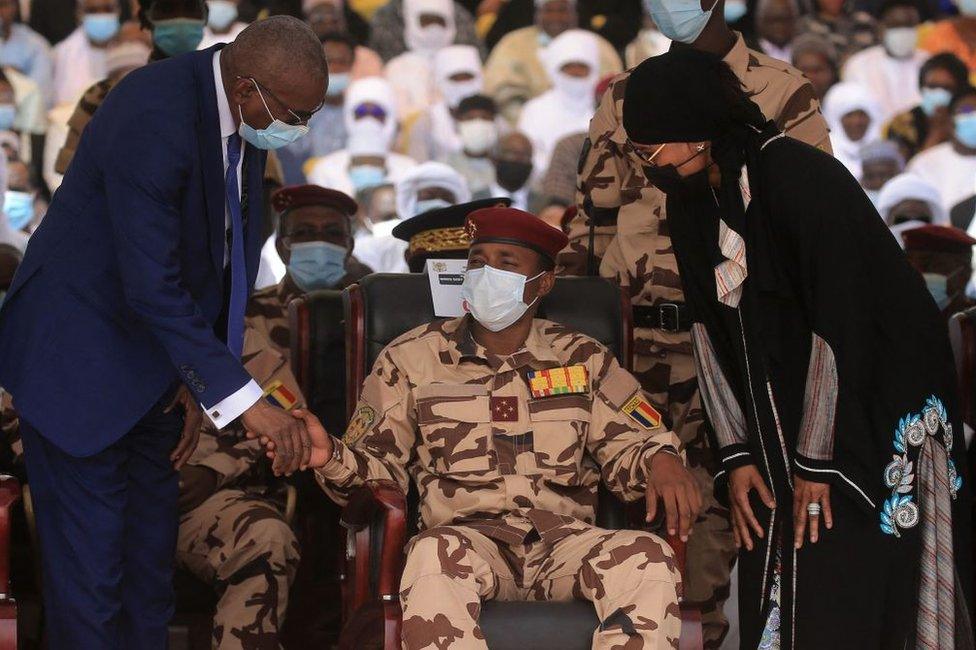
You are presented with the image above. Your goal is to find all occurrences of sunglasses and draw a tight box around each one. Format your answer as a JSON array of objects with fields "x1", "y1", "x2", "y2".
[{"x1": 354, "y1": 104, "x2": 388, "y2": 121}]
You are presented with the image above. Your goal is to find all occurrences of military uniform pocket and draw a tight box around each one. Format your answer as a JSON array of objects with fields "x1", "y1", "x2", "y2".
[
  {"x1": 528, "y1": 394, "x2": 589, "y2": 482},
  {"x1": 416, "y1": 384, "x2": 494, "y2": 474}
]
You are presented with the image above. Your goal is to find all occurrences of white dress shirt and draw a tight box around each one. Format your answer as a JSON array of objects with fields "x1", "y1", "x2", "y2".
[
  {"x1": 489, "y1": 182, "x2": 529, "y2": 212},
  {"x1": 204, "y1": 50, "x2": 262, "y2": 429}
]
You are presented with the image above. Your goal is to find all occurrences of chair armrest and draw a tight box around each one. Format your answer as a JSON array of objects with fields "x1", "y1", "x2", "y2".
[
  {"x1": 664, "y1": 533, "x2": 687, "y2": 586},
  {"x1": 0, "y1": 476, "x2": 20, "y2": 598},
  {"x1": 340, "y1": 480, "x2": 408, "y2": 603}
]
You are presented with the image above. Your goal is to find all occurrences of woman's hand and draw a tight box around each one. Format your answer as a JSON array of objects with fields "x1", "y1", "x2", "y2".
[
  {"x1": 728, "y1": 465, "x2": 776, "y2": 551},
  {"x1": 792, "y1": 475, "x2": 832, "y2": 548}
]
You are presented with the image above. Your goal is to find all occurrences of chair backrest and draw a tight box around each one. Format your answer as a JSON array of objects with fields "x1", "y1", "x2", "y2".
[
  {"x1": 288, "y1": 289, "x2": 349, "y2": 434},
  {"x1": 343, "y1": 273, "x2": 634, "y2": 529}
]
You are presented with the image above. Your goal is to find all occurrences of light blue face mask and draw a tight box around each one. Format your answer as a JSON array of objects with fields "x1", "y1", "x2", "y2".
[
  {"x1": 153, "y1": 18, "x2": 205, "y2": 56},
  {"x1": 0, "y1": 105, "x2": 16, "y2": 131},
  {"x1": 83, "y1": 13, "x2": 120, "y2": 43},
  {"x1": 724, "y1": 0, "x2": 747, "y2": 23},
  {"x1": 4, "y1": 190, "x2": 33, "y2": 231},
  {"x1": 288, "y1": 241, "x2": 347, "y2": 290},
  {"x1": 920, "y1": 86, "x2": 952, "y2": 116},
  {"x1": 348, "y1": 164, "x2": 386, "y2": 191},
  {"x1": 954, "y1": 112, "x2": 976, "y2": 148},
  {"x1": 958, "y1": 0, "x2": 976, "y2": 17},
  {"x1": 327, "y1": 72, "x2": 350, "y2": 98},
  {"x1": 206, "y1": 0, "x2": 238, "y2": 31},
  {"x1": 643, "y1": 0, "x2": 718, "y2": 44},
  {"x1": 923, "y1": 273, "x2": 950, "y2": 310},
  {"x1": 238, "y1": 80, "x2": 310, "y2": 150},
  {"x1": 414, "y1": 198, "x2": 452, "y2": 216}
]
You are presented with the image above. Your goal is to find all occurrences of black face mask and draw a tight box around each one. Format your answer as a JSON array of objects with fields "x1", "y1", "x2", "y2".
[
  {"x1": 642, "y1": 164, "x2": 711, "y2": 196},
  {"x1": 495, "y1": 160, "x2": 533, "y2": 192}
]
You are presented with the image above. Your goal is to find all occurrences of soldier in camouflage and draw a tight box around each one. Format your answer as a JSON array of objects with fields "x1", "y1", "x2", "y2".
[
  {"x1": 274, "y1": 208, "x2": 702, "y2": 649},
  {"x1": 561, "y1": 4, "x2": 832, "y2": 646}
]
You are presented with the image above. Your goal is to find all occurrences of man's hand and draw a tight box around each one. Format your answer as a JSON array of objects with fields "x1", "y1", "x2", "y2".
[
  {"x1": 242, "y1": 399, "x2": 310, "y2": 475},
  {"x1": 167, "y1": 385, "x2": 203, "y2": 469},
  {"x1": 290, "y1": 409, "x2": 334, "y2": 468},
  {"x1": 645, "y1": 452, "x2": 702, "y2": 542},
  {"x1": 178, "y1": 465, "x2": 219, "y2": 513},
  {"x1": 792, "y1": 475, "x2": 832, "y2": 549},
  {"x1": 728, "y1": 465, "x2": 776, "y2": 551}
]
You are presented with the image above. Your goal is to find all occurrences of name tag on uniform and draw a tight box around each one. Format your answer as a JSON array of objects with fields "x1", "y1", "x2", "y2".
[
  {"x1": 264, "y1": 380, "x2": 298, "y2": 410},
  {"x1": 526, "y1": 365, "x2": 589, "y2": 399},
  {"x1": 622, "y1": 392, "x2": 662, "y2": 429}
]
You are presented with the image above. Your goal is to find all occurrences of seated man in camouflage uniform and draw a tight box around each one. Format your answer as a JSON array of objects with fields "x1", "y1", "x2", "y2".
[
  {"x1": 271, "y1": 207, "x2": 702, "y2": 649},
  {"x1": 177, "y1": 184, "x2": 367, "y2": 649}
]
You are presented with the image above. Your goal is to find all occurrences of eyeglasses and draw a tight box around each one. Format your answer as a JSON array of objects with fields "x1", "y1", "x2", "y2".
[
  {"x1": 239, "y1": 75, "x2": 323, "y2": 126},
  {"x1": 354, "y1": 103, "x2": 388, "y2": 121},
  {"x1": 630, "y1": 141, "x2": 708, "y2": 169}
]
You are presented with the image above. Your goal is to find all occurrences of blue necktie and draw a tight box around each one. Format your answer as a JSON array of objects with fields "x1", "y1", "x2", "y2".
[{"x1": 224, "y1": 133, "x2": 246, "y2": 359}]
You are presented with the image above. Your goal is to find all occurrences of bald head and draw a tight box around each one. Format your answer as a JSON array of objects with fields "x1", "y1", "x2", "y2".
[{"x1": 222, "y1": 16, "x2": 328, "y2": 134}]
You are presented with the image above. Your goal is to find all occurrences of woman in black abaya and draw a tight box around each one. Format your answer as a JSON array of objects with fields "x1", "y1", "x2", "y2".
[{"x1": 619, "y1": 48, "x2": 972, "y2": 649}]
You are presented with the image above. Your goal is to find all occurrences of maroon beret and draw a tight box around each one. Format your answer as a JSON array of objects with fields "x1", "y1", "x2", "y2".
[
  {"x1": 271, "y1": 184, "x2": 358, "y2": 216},
  {"x1": 902, "y1": 224, "x2": 976, "y2": 255},
  {"x1": 465, "y1": 207, "x2": 569, "y2": 262}
]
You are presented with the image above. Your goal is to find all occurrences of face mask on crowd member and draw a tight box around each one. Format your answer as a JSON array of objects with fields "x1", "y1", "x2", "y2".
[
  {"x1": 455, "y1": 94, "x2": 499, "y2": 156},
  {"x1": 273, "y1": 185, "x2": 358, "y2": 291},
  {"x1": 395, "y1": 161, "x2": 471, "y2": 219},
  {"x1": 955, "y1": 0, "x2": 976, "y2": 18},
  {"x1": 206, "y1": 0, "x2": 238, "y2": 31},
  {"x1": 152, "y1": 18, "x2": 205, "y2": 56},
  {"x1": 880, "y1": 2, "x2": 920, "y2": 60},
  {"x1": 460, "y1": 207, "x2": 564, "y2": 333},
  {"x1": 4, "y1": 160, "x2": 34, "y2": 232},
  {"x1": 81, "y1": 0, "x2": 121, "y2": 44},
  {"x1": 724, "y1": 0, "x2": 747, "y2": 22},
  {"x1": 916, "y1": 54, "x2": 969, "y2": 120},
  {"x1": 343, "y1": 77, "x2": 399, "y2": 157},
  {"x1": 434, "y1": 45, "x2": 483, "y2": 110},
  {"x1": 643, "y1": 0, "x2": 719, "y2": 44},
  {"x1": 952, "y1": 90, "x2": 976, "y2": 150},
  {"x1": 322, "y1": 34, "x2": 356, "y2": 101},
  {"x1": 404, "y1": 0, "x2": 455, "y2": 54},
  {"x1": 535, "y1": 0, "x2": 577, "y2": 46},
  {"x1": 492, "y1": 132, "x2": 534, "y2": 193}
]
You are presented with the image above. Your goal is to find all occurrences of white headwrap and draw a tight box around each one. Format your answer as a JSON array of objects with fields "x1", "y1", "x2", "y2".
[
  {"x1": 542, "y1": 29, "x2": 599, "y2": 104},
  {"x1": 877, "y1": 173, "x2": 948, "y2": 227},
  {"x1": 344, "y1": 77, "x2": 399, "y2": 156},
  {"x1": 404, "y1": 0, "x2": 456, "y2": 55},
  {"x1": 433, "y1": 45, "x2": 483, "y2": 109},
  {"x1": 823, "y1": 82, "x2": 884, "y2": 178},
  {"x1": 394, "y1": 161, "x2": 471, "y2": 219}
]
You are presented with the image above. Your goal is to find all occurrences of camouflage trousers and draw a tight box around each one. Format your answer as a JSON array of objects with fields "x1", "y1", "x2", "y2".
[
  {"x1": 635, "y1": 336, "x2": 736, "y2": 649},
  {"x1": 399, "y1": 523, "x2": 682, "y2": 650},
  {"x1": 177, "y1": 488, "x2": 301, "y2": 650}
]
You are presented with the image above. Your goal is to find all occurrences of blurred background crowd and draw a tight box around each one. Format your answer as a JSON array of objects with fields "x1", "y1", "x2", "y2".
[{"x1": 3, "y1": 0, "x2": 976, "y2": 294}]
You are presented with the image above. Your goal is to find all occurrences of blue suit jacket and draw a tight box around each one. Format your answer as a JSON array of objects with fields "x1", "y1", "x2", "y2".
[{"x1": 0, "y1": 46, "x2": 267, "y2": 456}]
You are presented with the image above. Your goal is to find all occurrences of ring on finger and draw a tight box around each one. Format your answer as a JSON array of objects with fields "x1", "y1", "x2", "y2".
[{"x1": 806, "y1": 502, "x2": 822, "y2": 516}]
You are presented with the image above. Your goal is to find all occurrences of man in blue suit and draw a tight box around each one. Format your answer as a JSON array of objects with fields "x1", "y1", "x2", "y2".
[{"x1": 0, "y1": 16, "x2": 328, "y2": 648}]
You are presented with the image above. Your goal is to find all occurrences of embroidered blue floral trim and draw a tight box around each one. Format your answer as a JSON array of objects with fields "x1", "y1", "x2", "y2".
[{"x1": 880, "y1": 396, "x2": 961, "y2": 537}]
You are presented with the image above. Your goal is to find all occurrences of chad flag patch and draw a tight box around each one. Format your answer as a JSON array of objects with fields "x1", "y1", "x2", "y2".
[
  {"x1": 622, "y1": 392, "x2": 662, "y2": 429},
  {"x1": 527, "y1": 365, "x2": 589, "y2": 398},
  {"x1": 264, "y1": 380, "x2": 298, "y2": 410}
]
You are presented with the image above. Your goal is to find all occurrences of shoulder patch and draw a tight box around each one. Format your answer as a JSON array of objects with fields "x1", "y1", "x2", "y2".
[
  {"x1": 622, "y1": 392, "x2": 663, "y2": 430},
  {"x1": 343, "y1": 404, "x2": 376, "y2": 447}
]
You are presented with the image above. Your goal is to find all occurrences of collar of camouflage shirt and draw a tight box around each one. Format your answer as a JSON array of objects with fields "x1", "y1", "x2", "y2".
[{"x1": 443, "y1": 316, "x2": 562, "y2": 372}]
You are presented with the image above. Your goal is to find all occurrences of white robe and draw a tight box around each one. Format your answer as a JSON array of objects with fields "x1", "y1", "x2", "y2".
[
  {"x1": 842, "y1": 45, "x2": 928, "y2": 123},
  {"x1": 906, "y1": 142, "x2": 976, "y2": 213},
  {"x1": 305, "y1": 149, "x2": 418, "y2": 198},
  {"x1": 517, "y1": 89, "x2": 592, "y2": 177},
  {"x1": 51, "y1": 28, "x2": 107, "y2": 108}
]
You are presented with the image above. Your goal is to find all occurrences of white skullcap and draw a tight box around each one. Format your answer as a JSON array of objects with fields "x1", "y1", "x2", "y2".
[
  {"x1": 542, "y1": 28, "x2": 599, "y2": 80},
  {"x1": 395, "y1": 161, "x2": 471, "y2": 219},
  {"x1": 877, "y1": 173, "x2": 948, "y2": 226}
]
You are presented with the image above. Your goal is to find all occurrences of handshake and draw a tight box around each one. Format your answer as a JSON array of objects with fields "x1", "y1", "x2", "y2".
[{"x1": 242, "y1": 399, "x2": 334, "y2": 475}]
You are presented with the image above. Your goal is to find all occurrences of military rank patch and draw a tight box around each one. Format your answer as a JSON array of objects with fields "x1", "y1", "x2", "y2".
[
  {"x1": 263, "y1": 380, "x2": 298, "y2": 410},
  {"x1": 622, "y1": 392, "x2": 662, "y2": 429},
  {"x1": 527, "y1": 365, "x2": 589, "y2": 398},
  {"x1": 343, "y1": 405, "x2": 376, "y2": 446},
  {"x1": 490, "y1": 396, "x2": 519, "y2": 422}
]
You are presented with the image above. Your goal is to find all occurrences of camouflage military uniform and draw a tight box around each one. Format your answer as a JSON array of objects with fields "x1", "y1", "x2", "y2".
[
  {"x1": 176, "y1": 319, "x2": 307, "y2": 649},
  {"x1": 563, "y1": 34, "x2": 833, "y2": 648},
  {"x1": 316, "y1": 317, "x2": 684, "y2": 649}
]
